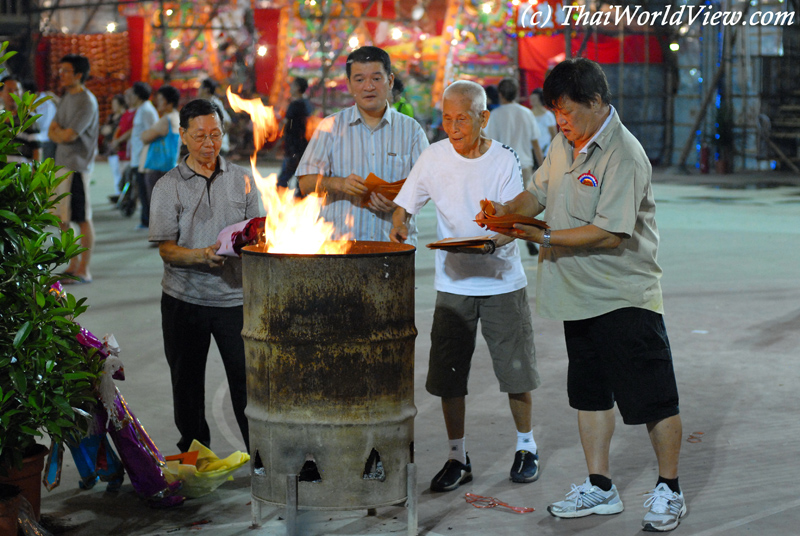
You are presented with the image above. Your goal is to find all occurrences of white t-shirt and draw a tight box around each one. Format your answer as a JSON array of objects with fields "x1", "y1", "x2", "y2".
[
  {"x1": 533, "y1": 109, "x2": 556, "y2": 154},
  {"x1": 483, "y1": 102, "x2": 541, "y2": 168},
  {"x1": 394, "y1": 139, "x2": 528, "y2": 296}
]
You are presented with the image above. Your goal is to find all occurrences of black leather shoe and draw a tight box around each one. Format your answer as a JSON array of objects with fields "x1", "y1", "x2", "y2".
[
  {"x1": 430, "y1": 456, "x2": 473, "y2": 492},
  {"x1": 510, "y1": 450, "x2": 540, "y2": 483}
]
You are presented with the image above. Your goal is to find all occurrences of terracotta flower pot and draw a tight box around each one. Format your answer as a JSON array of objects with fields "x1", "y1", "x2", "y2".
[
  {"x1": 0, "y1": 444, "x2": 49, "y2": 521},
  {"x1": 0, "y1": 483, "x2": 22, "y2": 535}
]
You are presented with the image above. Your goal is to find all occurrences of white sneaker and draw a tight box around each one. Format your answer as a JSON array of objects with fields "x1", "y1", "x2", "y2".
[
  {"x1": 642, "y1": 483, "x2": 687, "y2": 532},
  {"x1": 547, "y1": 477, "x2": 624, "y2": 518}
]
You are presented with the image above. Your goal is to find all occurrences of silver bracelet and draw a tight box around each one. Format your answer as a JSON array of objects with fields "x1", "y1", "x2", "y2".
[{"x1": 542, "y1": 228, "x2": 552, "y2": 248}]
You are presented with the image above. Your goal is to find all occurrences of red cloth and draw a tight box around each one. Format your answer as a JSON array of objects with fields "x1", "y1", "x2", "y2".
[
  {"x1": 519, "y1": 34, "x2": 663, "y2": 90},
  {"x1": 115, "y1": 109, "x2": 135, "y2": 161}
]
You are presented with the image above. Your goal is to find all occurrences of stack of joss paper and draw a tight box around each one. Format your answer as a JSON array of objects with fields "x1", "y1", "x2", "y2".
[
  {"x1": 427, "y1": 235, "x2": 495, "y2": 252},
  {"x1": 361, "y1": 173, "x2": 406, "y2": 206},
  {"x1": 477, "y1": 199, "x2": 549, "y2": 232}
]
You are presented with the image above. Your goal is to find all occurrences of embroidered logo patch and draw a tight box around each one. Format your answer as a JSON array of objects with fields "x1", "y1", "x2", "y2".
[{"x1": 577, "y1": 171, "x2": 598, "y2": 187}]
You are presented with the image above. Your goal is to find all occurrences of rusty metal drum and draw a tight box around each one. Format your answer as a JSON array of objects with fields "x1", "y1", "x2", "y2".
[{"x1": 241, "y1": 241, "x2": 417, "y2": 510}]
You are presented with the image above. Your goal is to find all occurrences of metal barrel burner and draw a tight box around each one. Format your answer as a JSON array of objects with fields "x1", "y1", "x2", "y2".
[{"x1": 241, "y1": 241, "x2": 418, "y2": 534}]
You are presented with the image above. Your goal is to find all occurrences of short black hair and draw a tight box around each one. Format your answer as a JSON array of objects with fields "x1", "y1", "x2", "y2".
[
  {"x1": 497, "y1": 78, "x2": 519, "y2": 102},
  {"x1": 131, "y1": 81, "x2": 152, "y2": 101},
  {"x1": 200, "y1": 78, "x2": 219, "y2": 94},
  {"x1": 0, "y1": 75, "x2": 19, "y2": 86},
  {"x1": 112, "y1": 93, "x2": 127, "y2": 107},
  {"x1": 484, "y1": 85, "x2": 499, "y2": 106},
  {"x1": 542, "y1": 57, "x2": 611, "y2": 109},
  {"x1": 180, "y1": 98, "x2": 224, "y2": 129},
  {"x1": 157, "y1": 85, "x2": 181, "y2": 108},
  {"x1": 59, "y1": 54, "x2": 91, "y2": 83},
  {"x1": 346, "y1": 46, "x2": 391, "y2": 79},
  {"x1": 392, "y1": 76, "x2": 405, "y2": 94},
  {"x1": 293, "y1": 77, "x2": 308, "y2": 95}
]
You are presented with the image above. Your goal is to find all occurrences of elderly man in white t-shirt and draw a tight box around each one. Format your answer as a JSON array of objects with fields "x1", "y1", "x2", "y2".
[{"x1": 391, "y1": 80, "x2": 541, "y2": 493}]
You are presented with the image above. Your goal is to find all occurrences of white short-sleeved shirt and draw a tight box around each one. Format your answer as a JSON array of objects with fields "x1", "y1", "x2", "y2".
[
  {"x1": 484, "y1": 102, "x2": 541, "y2": 169},
  {"x1": 130, "y1": 100, "x2": 158, "y2": 170},
  {"x1": 394, "y1": 139, "x2": 528, "y2": 296}
]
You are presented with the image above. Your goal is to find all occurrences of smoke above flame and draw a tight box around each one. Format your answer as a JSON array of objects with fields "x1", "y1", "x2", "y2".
[{"x1": 226, "y1": 88, "x2": 350, "y2": 254}]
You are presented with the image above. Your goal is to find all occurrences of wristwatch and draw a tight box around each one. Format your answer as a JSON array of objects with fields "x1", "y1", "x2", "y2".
[{"x1": 542, "y1": 229, "x2": 552, "y2": 248}]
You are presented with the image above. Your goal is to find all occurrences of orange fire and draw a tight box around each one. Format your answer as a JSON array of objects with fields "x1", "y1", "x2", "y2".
[{"x1": 226, "y1": 88, "x2": 351, "y2": 254}]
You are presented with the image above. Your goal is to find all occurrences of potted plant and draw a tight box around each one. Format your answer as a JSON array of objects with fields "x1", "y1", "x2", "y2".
[{"x1": 0, "y1": 41, "x2": 101, "y2": 518}]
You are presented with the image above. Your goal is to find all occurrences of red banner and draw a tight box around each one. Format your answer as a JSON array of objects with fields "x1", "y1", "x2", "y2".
[{"x1": 254, "y1": 8, "x2": 281, "y2": 95}]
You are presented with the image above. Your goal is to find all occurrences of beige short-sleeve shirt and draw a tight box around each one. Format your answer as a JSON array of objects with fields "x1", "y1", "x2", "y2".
[{"x1": 528, "y1": 109, "x2": 664, "y2": 321}]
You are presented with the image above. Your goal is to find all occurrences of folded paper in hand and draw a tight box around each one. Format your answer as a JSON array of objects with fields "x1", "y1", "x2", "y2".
[
  {"x1": 361, "y1": 173, "x2": 406, "y2": 206},
  {"x1": 476, "y1": 198, "x2": 548, "y2": 232}
]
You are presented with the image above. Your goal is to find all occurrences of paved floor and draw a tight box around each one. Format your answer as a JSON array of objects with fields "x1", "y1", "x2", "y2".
[{"x1": 37, "y1": 161, "x2": 800, "y2": 536}]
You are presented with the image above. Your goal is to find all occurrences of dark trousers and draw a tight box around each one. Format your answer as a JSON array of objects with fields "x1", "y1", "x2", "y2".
[
  {"x1": 135, "y1": 168, "x2": 149, "y2": 227},
  {"x1": 161, "y1": 293, "x2": 250, "y2": 453},
  {"x1": 276, "y1": 151, "x2": 303, "y2": 190}
]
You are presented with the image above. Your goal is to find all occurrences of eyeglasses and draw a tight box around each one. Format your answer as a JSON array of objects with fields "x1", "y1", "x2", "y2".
[{"x1": 187, "y1": 132, "x2": 224, "y2": 144}]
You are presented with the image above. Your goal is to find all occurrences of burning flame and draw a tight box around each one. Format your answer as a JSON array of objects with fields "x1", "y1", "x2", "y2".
[{"x1": 226, "y1": 88, "x2": 351, "y2": 254}]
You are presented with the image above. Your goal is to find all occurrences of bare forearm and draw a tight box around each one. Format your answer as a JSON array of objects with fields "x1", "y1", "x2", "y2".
[
  {"x1": 49, "y1": 122, "x2": 78, "y2": 144},
  {"x1": 504, "y1": 190, "x2": 544, "y2": 218},
  {"x1": 299, "y1": 174, "x2": 340, "y2": 196},
  {"x1": 158, "y1": 240, "x2": 223, "y2": 267}
]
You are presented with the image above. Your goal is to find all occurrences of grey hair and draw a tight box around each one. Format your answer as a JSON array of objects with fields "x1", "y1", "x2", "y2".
[{"x1": 443, "y1": 80, "x2": 487, "y2": 116}]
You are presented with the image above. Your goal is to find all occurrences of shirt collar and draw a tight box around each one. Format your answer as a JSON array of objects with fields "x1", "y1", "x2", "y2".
[
  {"x1": 347, "y1": 103, "x2": 393, "y2": 129},
  {"x1": 177, "y1": 154, "x2": 227, "y2": 181},
  {"x1": 579, "y1": 105, "x2": 617, "y2": 154}
]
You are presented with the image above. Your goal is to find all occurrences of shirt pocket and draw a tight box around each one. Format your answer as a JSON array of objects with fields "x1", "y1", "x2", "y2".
[
  {"x1": 564, "y1": 172, "x2": 601, "y2": 224},
  {"x1": 230, "y1": 199, "x2": 247, "y2": 222},
  {"x1": 387, "y1": 154, "x2": 412, "y2": 181}
]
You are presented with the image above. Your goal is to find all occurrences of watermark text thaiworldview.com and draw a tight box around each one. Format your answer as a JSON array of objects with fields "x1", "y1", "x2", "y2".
[{"x1": 520, "y1": 4, "x2": 795, "y2": 29}]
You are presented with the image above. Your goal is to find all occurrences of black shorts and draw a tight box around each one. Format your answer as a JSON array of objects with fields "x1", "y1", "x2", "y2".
[
  {"x1": 564, "y1": 307, "x2": 679, "y2": 425},
  {"x1": 69, "y1": 171, "x2": 87, "y2": 223}
]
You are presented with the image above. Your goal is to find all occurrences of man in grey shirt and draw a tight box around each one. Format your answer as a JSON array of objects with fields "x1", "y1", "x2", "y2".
[
  {"x1": 49, "y1": 54, "x2": 99, "y2": 284},
  {"x1": 149, "y1": 99, "x2": 259, "y2": 453}
]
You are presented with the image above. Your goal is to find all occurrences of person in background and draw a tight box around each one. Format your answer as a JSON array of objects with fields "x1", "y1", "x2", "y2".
[
  {"x1": 484, "y1": 85, "x2": 500, "y2": 111},
  {"x1": 296, "y1": 46, "x2": 428, "y2": 244},
  {"x1": 149, "y1": 98, "x2": 259, "y2": 453},
  {"x1": 141, "y1": 85, "x2": 182, "y2": 213},
  {"x1": 391, "y1": 76, "x2": 414, "y2": 118},
  {"x1": 390, "y1": 80, "x2": 541, "y2": 493},
  {"x1": 483, "y1": 77, "x2": 543, "y2": 256},
  {"x1": 127, "y1": 82, "x2": 159, "y2": 230},
  {"x1": 482, "y1": 58, "x2": 686, "y2": 533},
  {"x1": 108, "y1": 92, "x2": 136, "y2": 203},
  {"x1": 49, "y1": 54, "x2": 99, "y2": 285},
  {"x1": 101, "y1": 94, "x2": 127, "y2": 200},
  {"x1": 1, "y1": 75, "x2": 40, "y2": 163},
  {"x1": 529, "y1": 88, "x2": 557, "y2": 160},
  {"x1": 197, "y1": 78, "x2": 232, "y2": 155},
  {"x1": 276, "y1": 76, "x2": 312, "y2": 193},
  {"x1": 22, "y1": 79, "x2": 58, "y2": 161}
]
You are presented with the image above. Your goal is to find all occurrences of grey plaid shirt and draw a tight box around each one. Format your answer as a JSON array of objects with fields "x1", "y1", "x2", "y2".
[{"x1": 149, "y1": 156, "x2": 260, "y2": 307}]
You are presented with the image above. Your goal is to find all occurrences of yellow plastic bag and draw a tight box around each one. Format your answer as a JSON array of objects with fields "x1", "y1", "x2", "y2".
[{"x1": 164, "y1": 440, "x2": 250, "y2": 498}]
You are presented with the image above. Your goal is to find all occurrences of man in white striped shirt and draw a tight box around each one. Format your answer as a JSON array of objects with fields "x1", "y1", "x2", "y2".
[{"x1": 297, "y1": 46, "x2": 429, "y2": 245}]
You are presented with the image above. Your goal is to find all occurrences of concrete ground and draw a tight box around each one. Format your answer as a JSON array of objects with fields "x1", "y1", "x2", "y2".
[{"x1": 36, "y1": 160, "x2": 800, "y2": 536}]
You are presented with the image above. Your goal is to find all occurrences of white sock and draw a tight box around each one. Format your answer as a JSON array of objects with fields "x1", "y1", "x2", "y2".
[
  {"x1": 516, "y1": 430, "x2": 537, "y2": 454},
  {"x1": 448, "y1": 438, "x2": 467, "y2": 465}
]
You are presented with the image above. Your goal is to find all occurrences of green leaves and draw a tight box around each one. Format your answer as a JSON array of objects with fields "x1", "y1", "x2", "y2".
[{"x1": 0, "y1": 39, "x2": 99, "y2": 474}]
